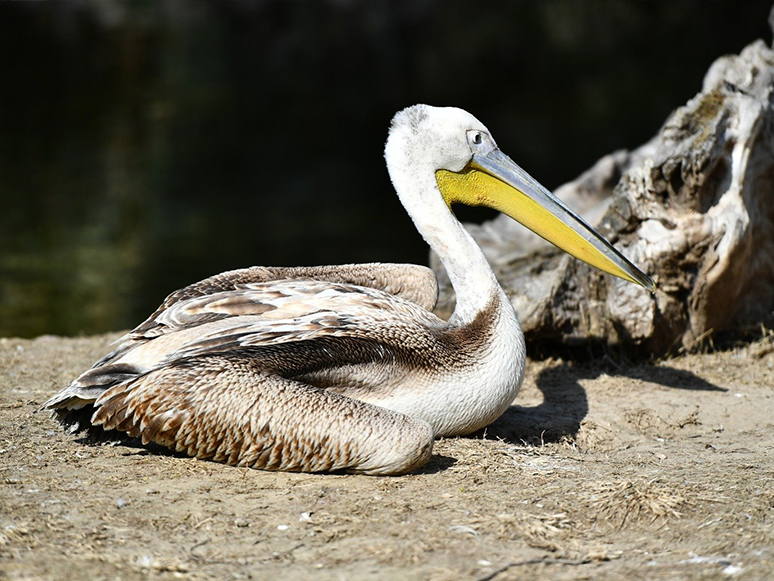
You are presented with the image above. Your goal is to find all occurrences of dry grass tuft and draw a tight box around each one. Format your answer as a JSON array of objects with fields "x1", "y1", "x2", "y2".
[
  {"x1": 747, "y1": 325, "x2": 774, "y2": 359},
  {"x1": 495, "y1": 511, "x2": 572, "y2": 552},
  {"x1": 587, "y1": 479, "x2": 689, "y2": 529}
]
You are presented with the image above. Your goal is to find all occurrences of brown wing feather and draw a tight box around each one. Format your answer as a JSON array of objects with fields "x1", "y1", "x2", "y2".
[
  {"x1": 91, "y1": 353, "x2": 434, "y2": 475},
  {"x1": 133, "y1": 263, "x2": 438, "y2": 339},
  {"x1": 42, "y1": 280, "x2": 443, "y2": 419}
]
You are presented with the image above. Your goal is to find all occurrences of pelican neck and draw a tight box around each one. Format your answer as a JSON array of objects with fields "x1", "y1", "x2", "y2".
[{"x1": 393, "y1": 168, "x2": 502, "y2": 325}]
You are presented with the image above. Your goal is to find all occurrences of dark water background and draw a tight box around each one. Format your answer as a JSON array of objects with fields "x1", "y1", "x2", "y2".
[{"x1": 1, "y1": 0, "x2": 771, "y2": 337}]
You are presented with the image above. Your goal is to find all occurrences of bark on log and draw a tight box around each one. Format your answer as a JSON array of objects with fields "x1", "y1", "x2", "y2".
[{"x1": 432, "y1": 35, "x2": 774, "y2": 355}]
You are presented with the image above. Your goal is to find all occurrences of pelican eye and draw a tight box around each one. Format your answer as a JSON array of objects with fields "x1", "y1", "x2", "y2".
[{"x1": 467, "y1": 130, "x2": 490, "y2": 151}]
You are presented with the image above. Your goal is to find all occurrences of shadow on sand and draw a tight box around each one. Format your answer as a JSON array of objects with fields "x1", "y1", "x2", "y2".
[
  {"x1": 71, "y1": 360, "x2": 726, "y2": 475},
  {"x1": 478, "y1": 360, "x2": 727, "y2": 445}
]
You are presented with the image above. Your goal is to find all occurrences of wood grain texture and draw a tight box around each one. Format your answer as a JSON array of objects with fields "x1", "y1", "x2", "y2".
[{"x1": 435, "y1": 39, "x2": 774, "y2": 354}]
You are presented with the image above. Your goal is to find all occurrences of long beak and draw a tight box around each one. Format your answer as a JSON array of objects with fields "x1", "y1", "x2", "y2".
[{"x1": 436, "y1": 149, "x2": 655, "y2": 292}]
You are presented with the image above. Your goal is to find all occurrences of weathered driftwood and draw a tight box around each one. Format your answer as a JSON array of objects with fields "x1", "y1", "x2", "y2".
[{"x1": 432, "y1": 37, "x2": 774, "y2": 355}]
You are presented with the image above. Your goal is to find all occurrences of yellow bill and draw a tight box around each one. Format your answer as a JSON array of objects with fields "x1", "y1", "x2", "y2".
[{"x1": 436, "y1": 149, "x2": 655, "y2": 292}]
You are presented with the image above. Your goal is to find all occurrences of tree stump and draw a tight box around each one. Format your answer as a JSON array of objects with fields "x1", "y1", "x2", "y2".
[{"x1": 432, "y1": 35, "x2": 774, "y2": 355}]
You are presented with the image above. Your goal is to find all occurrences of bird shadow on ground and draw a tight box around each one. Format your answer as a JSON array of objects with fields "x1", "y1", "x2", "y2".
[
  {"x1": 71, "y1": 361, "x2": 725, "y2": 475},
  {"x1": 475, "y1": 360, "x2": 727, "y2": 446},
  {"x1": 75, "y1": 433, "x2": 185, "y2": 459},
  {"x1": 416, "y1": 453, "x2": 458, "y2": 474}
]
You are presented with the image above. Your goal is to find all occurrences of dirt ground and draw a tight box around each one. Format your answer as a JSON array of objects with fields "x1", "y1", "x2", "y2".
[{"x1": 1, "y1": 333, "x2": 774, "y2": 580}]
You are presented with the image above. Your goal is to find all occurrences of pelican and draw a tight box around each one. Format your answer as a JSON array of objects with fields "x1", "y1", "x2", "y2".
[{"x1": 44, "y1": 105, "x2": 653, "y2": 475}]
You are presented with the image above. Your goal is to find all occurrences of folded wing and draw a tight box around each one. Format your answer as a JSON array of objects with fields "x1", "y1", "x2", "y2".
[
  {"x1": 91, "y1": 351, "x2": 434, "y2": 475},
  {"x1": 44, "y1": 267, "x2": 445, "y2": 454}
]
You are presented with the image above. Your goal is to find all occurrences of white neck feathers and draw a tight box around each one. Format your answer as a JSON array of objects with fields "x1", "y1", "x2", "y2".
[{"x1": 384, "y1": 109, "x2": 502, "y2": 324}]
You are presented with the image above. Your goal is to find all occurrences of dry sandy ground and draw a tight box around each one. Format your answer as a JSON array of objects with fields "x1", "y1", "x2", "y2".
[{"x1": 1, "y1": 333, "x2": 774, "y2": 580}]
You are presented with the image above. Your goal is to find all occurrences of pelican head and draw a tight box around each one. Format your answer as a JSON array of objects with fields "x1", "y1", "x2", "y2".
[{"x1": 385, "y1": 105, "x2": 654, "y2": 292}]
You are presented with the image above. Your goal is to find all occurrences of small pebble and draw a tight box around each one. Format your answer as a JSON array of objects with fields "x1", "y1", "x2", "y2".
[
  {"x1": 234, "y1": 518, "x2": 250, "y2": 528},
  {"x1": 447, "y1": 525, "x2": 478, "y2": 536},
  {"x1": 723, "y1": 564, "x2": 743, "y2": 576},
  {"x1": 277, "y1": 524, "x2": 289, "y2": 531},
  {"x1": 116, "y1": 498, "x2": 127, "y2": 508}
]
